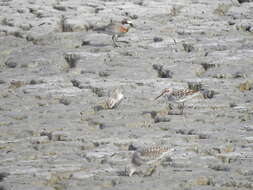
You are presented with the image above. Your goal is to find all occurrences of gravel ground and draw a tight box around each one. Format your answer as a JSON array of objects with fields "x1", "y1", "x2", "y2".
[{"x1": 0, "y1": 0, "x2": 253, "y2": 189}]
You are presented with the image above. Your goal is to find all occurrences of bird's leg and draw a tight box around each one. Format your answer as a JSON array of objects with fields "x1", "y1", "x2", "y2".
[
  {"x1": 177, "y1": 102, "x2": 184, "y2": 115},
  {"x1": 181, "y1": 102, "x2": 188, "y2": 127},
  {"x1": 181, "y1": 102, "x2": 184, "y2": 115},
  {"x1": 166, "y1": 103, "x2": 173, "y2": 115},
  {"x1": 168, "y1": 103, "x2": 173, "y2": 111},
  {"x1": 112, "y1": 35, "x2": 120, "y2": 47}
]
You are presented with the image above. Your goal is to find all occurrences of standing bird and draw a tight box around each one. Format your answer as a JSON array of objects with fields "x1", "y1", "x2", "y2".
[
  {"x1": 93, "y1": 19, "x2": 134, "y2": 47},
  {"x1": 154, "y1": 88, "x2": 201, "y2": 114}
]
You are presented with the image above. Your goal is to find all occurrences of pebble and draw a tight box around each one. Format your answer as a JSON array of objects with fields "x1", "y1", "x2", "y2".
[
  {"x1": 64, "y1": 53, "x2": 80, "y2": 68},
  {"x1": 182, "y1": 43, "x2": 194, "y2": 52},
  {"x1": 153, "y1": 37, "x2": 163, "y2": 42},
  {"x1": 59, "y1": 97, "x2": 71, "y2": 105},
  {"x1": 196, "y1": 176, "x2": 213, "y2": 185},
  {"x1": 5, "y1": 58, "x2": 17, "y2": 68},
  {"x1": 239, "y1": 81, "x2": 252, "y2": 91},
  {"x1": 51, "y1": 131, "x2": 70, "y2": 141},
  {"x1": 152, "y1": 64, "x2": 173, "y2": 78},
  {"x1": 71, "y1": 172, "x2": 94, "y2": 180},
  {"x1": 71, "y1": 79, "x2": 84, "y2": 89},
  {"x1": 208, "y1": 164, "x2": 230, "y2": 171}
]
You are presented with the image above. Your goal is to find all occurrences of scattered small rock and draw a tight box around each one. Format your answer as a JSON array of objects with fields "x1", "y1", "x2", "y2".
[
  {"x1": 228, "y1": 21, "x2": 235, "y2": 25},
  {"x1": 29, "y1": 79, "x2": 44, "y2": 85},
  {"x1": 232, "y1": 71, "x2": 246, "y2": 78},
  {"x1": 117, "y1": 169, "x2": 129, "y2": 177},
  {"x1": 17, "y1": 8, "x2": 26, "y2": 14},
  {"x1": 197, "y1": 133, "x2": 209, "y2": 139},
  {"x1": 176, "y1": 129, "x2": 195, "y2": 135},
  {"x1": 200, "y1": 62, "x2": 216, "y2": 71},
  {"x1": 128, "y1": 144, "x2": 138, "y2": 151},
  {"x1": 93, "y1": 105, "x2": 105, "y2": 112},
  {"x1": 223, "y1": 144, "x2": 235, "y2": 153},
  {"x1": 71, "y1": 79, "x2": 84, "y2": 89},
  {"x1": 1, "y1": 18, "x2": 14, "y2": 26},
  {"x1": 154, "y1": 116, "x2": 170, "y2": 123},
  {"x1": 130, "y1": 14, "x2": 138, "y2": 19},
  {"x1": 152, "y1": 64, "x2": 173, "y2": 78},
  {"x1": 237, "y1": 23, "x2": 252, "y2": 32},
  {"x1": 201, "y1": 89, "x2": 216, "y2": 99},
  {"x1": 92, "y1": 87, "x2": 105, "y2": 97},
  {"x1": 208, "y1": 163, "x2": 230, "y2": 171},
  {"x1": 182, "y1": 43, "x2": 194, "y2": 52},
  {"x1": 229, "y1": 103, "x2": 237, "y2": 108},
  {"x1": 40, "y1": 131, "x2": 53, "y2": 140},
  {"x1": 195, "y1": 65, "x2": 206, "y2": 77},
  {"x1": 81, "y1": 40, "x2": 90, "y2": 46},
  {"x1": 188, "y1": 82, "x2": 202, "y2": 91},
  {"x1": 51, "y1": 131, "x2": 70, "y2": 141},
  {"x1": 99, "y1": 71, "x2": 110, "y2": 77},
  {"x1": 9, "y1": 81, "x2": 25, "y2": 89},
  {"x1": 30, "y1": 136, "x2": 50, "y2": 144},
  {"x1": 169, "y1": 6, "x2": 180, "y2": 16},
  {"x1": 98, "y1": 123, "x2": 108, "y2": 130},
  {"x1": 143, "y1": 166, "x2": 156, "y2": 177},
  {"x1": 239, "y1": 81, "x2": 252, "y2": 91},
  {"x1": 64, "y1": 53, "x2": 80, "y2": 68},
  {"x1": 94, "y1": 7, "x2": 104, "y2": 14},
  {"x1": 214, "y1": 4, "x2": 231, "y2": 16},
  {"x1": 85, "y1": 118, "x2": 107, "y2": 130},
  {"x1": 133, "y1": 0, "x2": 144, "y2": 6},
  {"x1": 153, "y1": 37, "x2": 163, "y2": 42},
  {"x1": 53, "y1": 4, "x2": 67, "y2": 11},
  {"x1": 238, "y1": 0, "x2": 253, "y2": 3},
  {"x1": 61, "y1": 17, "x2": 92, "y2": 32},
  {"x1": 196, "y1": 176, "x2": 213, "y2": 185},
  {"x1": 0, "y1": 172, "x2": 9, "y2": 182},
  {"x1": 59, "y1": 97, "x2": 71, "y2": 105},
  {"x1": 5, "y1": 58, "x2": 17, "y2": 68},
  {"x1": 121, "y1": 51, "x2": 133, "y2": 56}
]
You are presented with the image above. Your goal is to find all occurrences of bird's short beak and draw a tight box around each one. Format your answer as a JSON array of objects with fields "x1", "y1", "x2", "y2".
[
  {"x1": 126, "y1": 21, "x2": 134, "y2": 28},
  {"x1": 129, "y1": 23, "x2": 134, "y2": 27}
]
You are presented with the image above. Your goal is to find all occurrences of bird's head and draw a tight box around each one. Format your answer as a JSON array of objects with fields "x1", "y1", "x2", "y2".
[
  {"x1": 121, "y1": 19, "x2": 134, "y2": 28},
  {"x1": 163, "y1": 88, "x2": 172, "y2": 94}
]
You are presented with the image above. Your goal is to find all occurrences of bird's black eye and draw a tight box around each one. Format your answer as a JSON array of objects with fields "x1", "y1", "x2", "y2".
[
  {"x1": 129, "y1": 23, "x2": 134, "y2": 27},
  {"x1": 121, "y1": 20, "x2": 128, "y2": 24}
]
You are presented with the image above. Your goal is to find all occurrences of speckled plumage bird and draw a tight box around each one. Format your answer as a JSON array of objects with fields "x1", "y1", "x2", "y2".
[
  {"x1": 94, "y1": 19, "x2": 134, "y2": 47},
  {"x1": 128, "y1": 146, "x2": 175, "y2": 176},
  {"x1": 155, "y1": 88, "x2": 201, "y2": 114}
]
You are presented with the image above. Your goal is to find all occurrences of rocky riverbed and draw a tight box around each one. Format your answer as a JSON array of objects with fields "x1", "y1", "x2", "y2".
[{"x1": 0, "y1": 0, "x2": 253, "y2": 189}]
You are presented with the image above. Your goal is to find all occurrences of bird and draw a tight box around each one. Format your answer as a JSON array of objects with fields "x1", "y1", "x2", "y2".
[
  {"x1": 106, "y1": 88, "x2": 124, "y2": 109},
  {"x1": 93, "y1": 19, "x2": 134, "y2": 47},
  {"x1": 128, "y1": 146, "x2": 175, "y2": 176},
  {"x1": 154, "y1": 88, "x2": 201, "y2": 114}
]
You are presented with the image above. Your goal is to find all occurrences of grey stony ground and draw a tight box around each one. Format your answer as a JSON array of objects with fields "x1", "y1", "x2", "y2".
[{"x1": 0, "y1": 0, "x2": 253, "y2": 189}]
